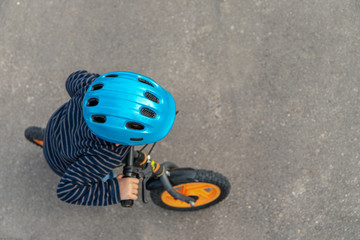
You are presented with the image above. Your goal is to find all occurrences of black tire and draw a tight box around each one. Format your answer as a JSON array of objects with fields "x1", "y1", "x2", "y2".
[{"x1": 150, "y1": 169, "x2": 230, "y2": 211}]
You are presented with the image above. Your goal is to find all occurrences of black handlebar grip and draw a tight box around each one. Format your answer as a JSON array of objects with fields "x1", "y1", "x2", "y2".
[
  {"x1": 121, "y1": 199, "x2": 134, "y2": 207},
  {"x1": 121, "y1": 147, "x2": 136, "y2": 208}
]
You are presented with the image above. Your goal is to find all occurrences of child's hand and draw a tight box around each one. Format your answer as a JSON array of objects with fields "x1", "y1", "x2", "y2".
[{"x1": 117, "y1": 174, "x2": 140, "y2": 200}]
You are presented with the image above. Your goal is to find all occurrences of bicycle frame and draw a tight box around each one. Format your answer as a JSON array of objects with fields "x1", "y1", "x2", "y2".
[{"x1": 120, "y1": 146, "x2": 196, "y2": 208}]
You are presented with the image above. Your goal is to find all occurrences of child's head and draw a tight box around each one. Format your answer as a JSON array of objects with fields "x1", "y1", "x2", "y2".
[{"x1": 82, "y1": 72, "x2": 176, "y2": 146}]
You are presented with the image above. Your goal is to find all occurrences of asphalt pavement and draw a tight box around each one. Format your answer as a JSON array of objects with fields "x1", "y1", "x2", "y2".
[{"x1": 1, "y1": 0, "x2": 360, "y2": 239}]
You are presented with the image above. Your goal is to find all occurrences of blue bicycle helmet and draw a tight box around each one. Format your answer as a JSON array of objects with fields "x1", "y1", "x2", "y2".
[{"x1": 83, "y1": 71, "x2": 176, "y2": 145}]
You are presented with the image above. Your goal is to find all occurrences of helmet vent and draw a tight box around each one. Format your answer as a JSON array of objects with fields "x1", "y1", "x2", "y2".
[
  {"x1": 126, "y1": 122, "x2": 145, "y2": 130},
  {"x1": 105, "y1": 74, "x2": 118, "y2": 78},
  {"x1": 86, "y1": 98, "x2": 99, "y2": 107},
  {"x1": 91, "y1": 84, "x2": 103, "y2": 91},
  {"x1": 145, "y1": 92, "x2": 159, "y2": 103},
  {"x1": 91, "y1": 115, "x2": 106, "y2": 123},
  {"x1": 141, "y1": 107, "x2": 156, "y2": 118},
  {"x1": 130, "y1": 138, "x2": 143, "y2": 141},
  {"x1": 138, "y1": 78, "x2": 154, "y2": 87}
]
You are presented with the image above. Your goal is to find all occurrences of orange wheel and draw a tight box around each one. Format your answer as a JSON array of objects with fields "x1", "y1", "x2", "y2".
[
  {"x1": 24, "y1": 126, "x2": 45, "y2": 148},
  {"x1": 150, "y1": 169, "x2": 230, "y2": 211},
  {"x1": 161, "y1": 182, "x2": 221, "y2": 208}
]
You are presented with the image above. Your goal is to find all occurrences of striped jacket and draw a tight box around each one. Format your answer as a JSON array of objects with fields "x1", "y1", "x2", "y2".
[{"x1": 43, "y1": 70, "x2": 130, "y2": 206}]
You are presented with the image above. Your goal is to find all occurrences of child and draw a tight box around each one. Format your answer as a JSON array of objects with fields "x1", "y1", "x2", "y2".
[{"x1": 25, "y1": 70, "x2": 176, "y2": 206}]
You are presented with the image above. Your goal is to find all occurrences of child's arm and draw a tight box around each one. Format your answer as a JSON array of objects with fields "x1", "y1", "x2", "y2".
[
  {"x1": 56, "y1": 148, "x2": 131, "y2": 206},
  {"x1": 65, "y1": 70, "x2": 100, "y2": 97}
]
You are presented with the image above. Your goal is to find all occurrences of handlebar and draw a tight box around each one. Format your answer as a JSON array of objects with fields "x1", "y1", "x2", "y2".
[{"x1": 120, "y1": 147, "x2": 136, "y2": 208}]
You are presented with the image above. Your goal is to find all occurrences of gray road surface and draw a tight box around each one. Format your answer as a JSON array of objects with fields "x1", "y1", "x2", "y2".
[{"x1": 1, "y1": 0, "x2": 360, "y2": 239}]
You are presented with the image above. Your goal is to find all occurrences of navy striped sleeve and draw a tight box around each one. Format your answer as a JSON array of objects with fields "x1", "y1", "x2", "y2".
[
  {"x1": 56, "y1": 147, "x2": 129, "y2": 206},
  {"x1": 65, "y1": 70, "x2": 100, "y2": 97}
]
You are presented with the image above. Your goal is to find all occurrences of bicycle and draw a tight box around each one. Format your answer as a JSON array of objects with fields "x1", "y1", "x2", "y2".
[{"x1": 119, "y1": 141, "x2": 231, "y2": 211}]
